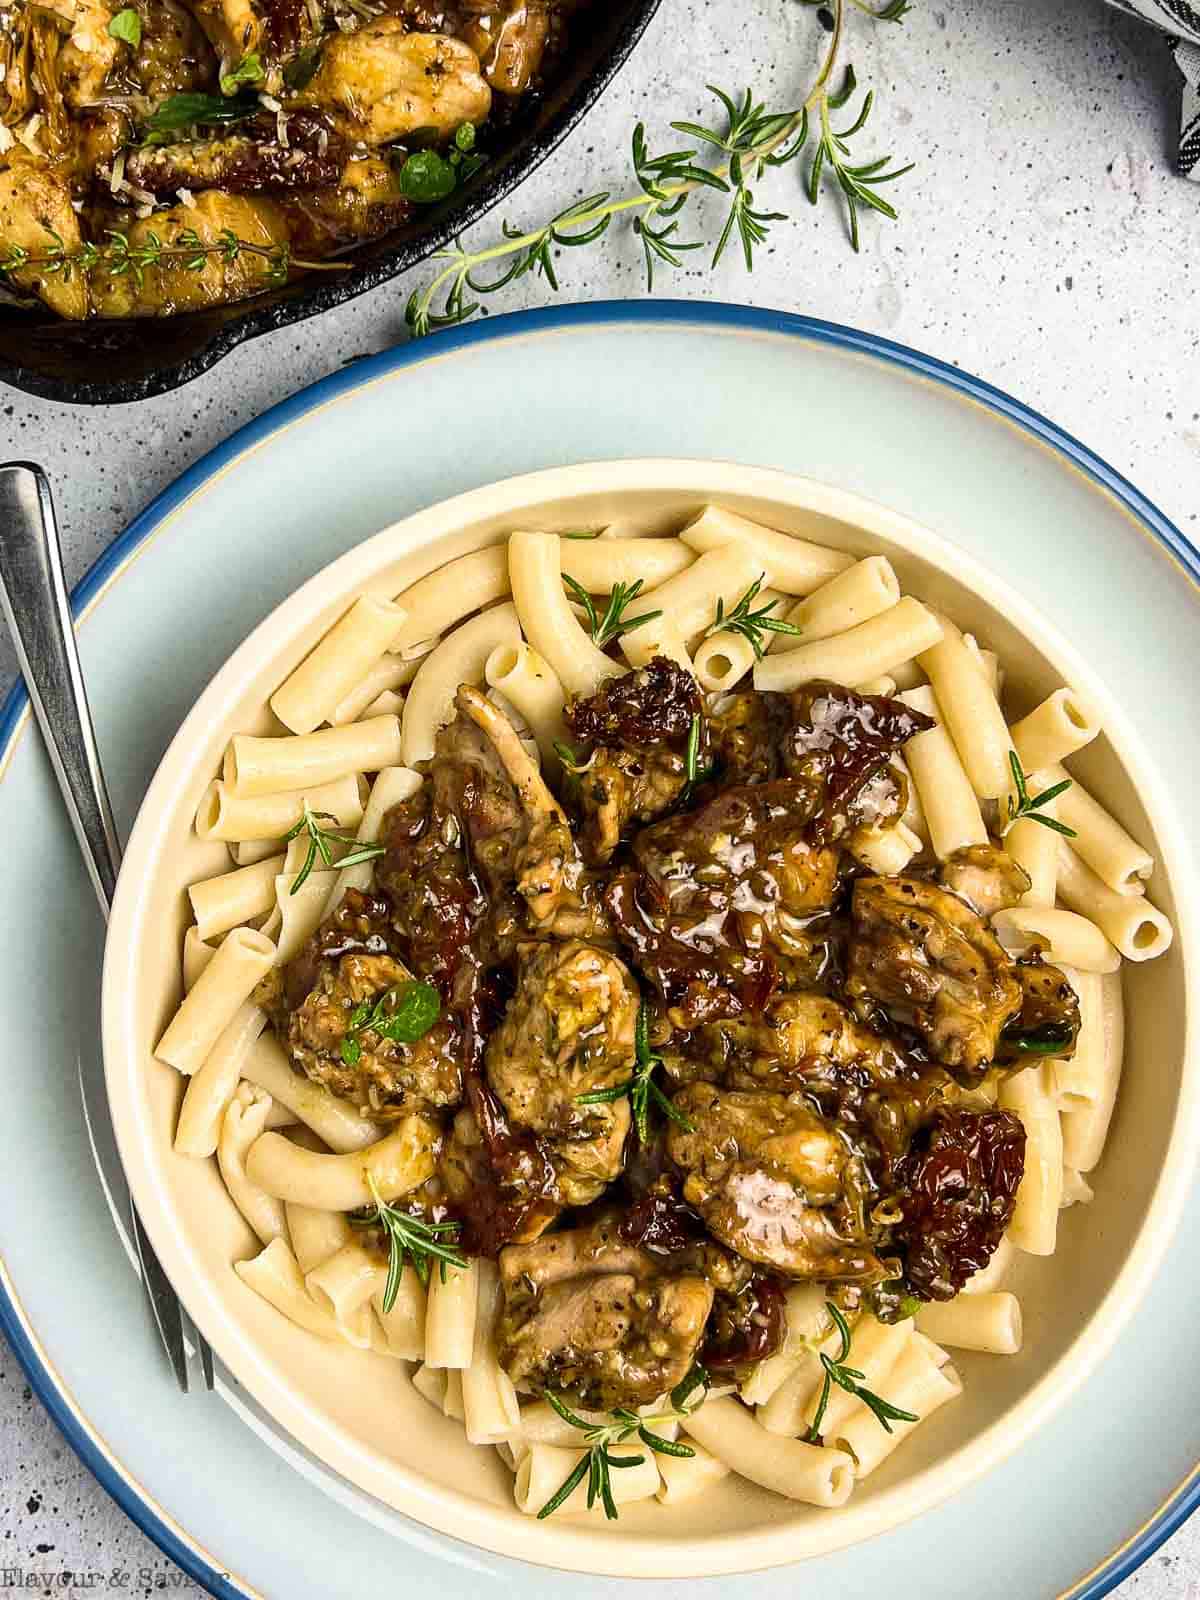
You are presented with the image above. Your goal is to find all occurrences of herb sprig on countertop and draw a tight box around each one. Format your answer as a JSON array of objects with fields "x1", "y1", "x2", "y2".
[{"x1": 406, "y1": 0, "x2": 911, "y2": 335}]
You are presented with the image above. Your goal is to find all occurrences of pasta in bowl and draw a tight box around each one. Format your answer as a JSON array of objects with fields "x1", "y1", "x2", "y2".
[{"x1": 102, "y1": 460, "x2": 1195, "y2": 1578}]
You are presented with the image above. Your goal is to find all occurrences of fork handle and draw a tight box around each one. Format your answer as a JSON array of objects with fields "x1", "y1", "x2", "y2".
[{"x1": 0, "y1": 463, "x2": 120, "y2": 914}]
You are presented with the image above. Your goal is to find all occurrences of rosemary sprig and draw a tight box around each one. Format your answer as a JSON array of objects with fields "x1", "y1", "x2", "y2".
[
  {"x1": 0, "y1": 227, "x2": 342, "y2": 291},
  {"x1": 563, "y1": 576, "x2": 663, "y2": 650},
  {"x1": 1001, "y1": 752, "x2": 1077, "y2": 838},
  {"x1": 405, "y1": 0, "x2": 911, "y2": 335},
  {"x1": 283, "y1": 803, "x2": 386, "y2": 895},
  {"x1": 538, "y1": 1386, "x2": 703, "y2": 1520},
  {"x1": 705, "y1": 575, "x2": 801, "y2": 659},
  {"x1": 353, "y1": 1174, "x2": 465, "y2": 1304},
  {"x1": 576, "y1": 1003, "x2": 693, "y2": 1144},
  {"x1": 806, "y1": 1302, "x2": 919, "y2": 1444},
  {"x1": 339, "y1": 978, "x2": 441, "y2": 1067}
]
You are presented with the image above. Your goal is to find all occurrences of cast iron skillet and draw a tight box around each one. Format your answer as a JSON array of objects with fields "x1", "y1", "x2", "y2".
[{"x1": 0, "y1": 0, "x2": 660, "y2": 406}]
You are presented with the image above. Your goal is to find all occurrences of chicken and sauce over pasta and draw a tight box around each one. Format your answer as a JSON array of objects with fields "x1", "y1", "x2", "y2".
[
  {"x1": 158, "y1": 507, "x2": 1174, "y2": 1519},
  {"x1": 0, "y1": 0, "x2": 578, "y2": 319}
]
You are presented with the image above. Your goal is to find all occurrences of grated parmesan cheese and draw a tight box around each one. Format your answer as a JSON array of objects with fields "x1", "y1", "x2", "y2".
[
  {"x1": 109, "y1": 147, "x2": 127, "y2": 193},
  {"x1": 258, "y1": 91, "x2": 281, "y2": 112},
  {"x1": 176, "y1": 186, "x2": 195, "y2": 207}
]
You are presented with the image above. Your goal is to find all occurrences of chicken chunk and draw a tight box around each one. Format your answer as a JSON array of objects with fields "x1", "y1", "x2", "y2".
[
  {"x1": 0, "y1": 153, "x2": 88, "y2": 318},
  {"x1": 497, "y1": 1213, "x2": 714, "y2": 1408},
  {"x1": 184, "y1": 0, "x2": 262, "y2": 65},
  {"x1": 439, "y1": 1103, "x2": 559, "y2": 1254},
  {"x1": 666, "y1": 1083, "x2": 885, "y2": 1282},
  {"x1": 278, "y1": 156, "x2": 412, "y2": 253},
  {"x1": 940, "y1": 843, "x2": 1031, "y2": 918},
  {"x1": 293, "y1": 22, "x2": 491, "y2": 146},
  {"x1": 562, "y1": 657, "x2": 703, "y2": 865},
  {"x1": 996, "y1": 955, "x2": 1081, "y2": 1063},
  {"x1": 56, "y1": 0, "x2": 122, "y2": 109},
  {"x1": 485, "y1": 940, "x2": 637, "y2": 1206},
  {"x1": 707, "y1": 689, "x2": 790, "y2": 785},
  {"x1": 845, "y1": 875, "x2": 1024, "y2": 1078},
  {"x1": 457, "y1": 0, "x2": 550, "y2": 94}
]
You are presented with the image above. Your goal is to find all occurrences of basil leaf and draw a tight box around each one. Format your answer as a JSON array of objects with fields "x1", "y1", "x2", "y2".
[
  {"x1": 374, "y1": 980, "x2": 441, "y2": 1043},
  {"x1": 284, "y1": 42, "x2": 323, "y2": 90},
  {"x1": 141, "y1": 92, "x2": 258, "y2": 145},
  {"x1": 454, "y1": 120, "x2": 476, "y2": 152},
  {"x1": 397, "y1": 149, "x2": 458, "y2": 204},
  {"x1": 220, "y1": 51, "x2": 265, "y2": 93},
  {"x1": 107, "y1": 8, "x2": 142, "y2": 46}
]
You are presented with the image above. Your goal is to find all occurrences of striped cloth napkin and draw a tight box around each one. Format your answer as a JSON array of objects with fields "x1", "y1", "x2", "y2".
[{"x1": 1103, "y1": 1, "x2": 1200, "y2": 177}]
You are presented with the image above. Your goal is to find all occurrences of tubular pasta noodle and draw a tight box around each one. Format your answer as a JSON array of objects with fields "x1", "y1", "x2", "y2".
[
  {"x1": 835, "y1": 1342, "x2": 962, "y2": 1480},
  {"x1": 271, "y1": 870, "x2": 336, "y2": 965},
  {"x1": 389, "y1": 547, "x2": 510, "y2": 655},
  {"x1": 245, "y1": 1114, "x2": 438, "y2": 1208},
  {"x1": 1051, "y1": 965, "x2": 1105, "y2": 1107},
  {"x1": 262, "y1": 1102, "x2": 295, "y2": 1130},
  {"x1": 739, "y1": 1285, "x2": 829, "y2": 1407},
  {"x1": 462, "y1": 1258, "x2": 521, "y2": 1444},
  {"x1": 197, "y1": 773, "x2": 365, "y2": 843},
  {"x1": 655, "y1": 1439, "x2": 731, "y2": 1505},
  {"x1": 306, "y1": 1243, "x2": 387, "y2": 1348},
  {"x1": 411, "y1": 1363, "x2": 448, "y2": 1409},
  {"x1": 896, "y1": 685, "x2": 987, "y2": 859},
  {"x1": 513, "y1": 1400, "x2": 612, "y2": 1447},
  {"x1": 484, "y1": 642, "x2": 569, "y2": 767},
  {"x1": 677, "y1": 505, "x2": 853, "y2": 594},
  {"x1": 240, "y1": 1033, "x2": 381, "y2": 1152},
  {"x1": 235, "y1": 1236, "x2": 347, "y2": 1342},
  {"x1": 425, "y1": 1260, "x2": 480, "y2": 1370},
  {"x1": 284, "y1": 1202, "x2": 352, "y2": 1274},
  {"x1": 183, "y1": 925, "x2": 216, "y2": 990},
  {"x1": 1000, "y1": 1063, "x2": 1063, "y2": 1255},
  {"x1": 559, "y1": 537, "x2": 693, "y2": 592},
  {"x1": 513, "y1": 1443, "x2": 660, "y2": 1518},
  {"x1": 856, "y1": 674, "x2": 897, "y2": 697},
  {"x1": 1005, "y1": 774, "x2": 1060, "y2": 907},
  {"x1": 991, "y1": 906, "x2": 1120, "y2": 975},
  {"x1": 773, "y1": 556, "x2": 900, "y2": 650},
  {"x1": 401, "y1": 601, "x2": 523, "y2": 766},
  {"x1": 681, "y1": 1399, "x2": 854, "y2": 1508},
  {"x1": 847, "y1": 819, "x2": 922, "y2": 876},
  {"x1": 961, "y1": 1234, "x2": 1013, "y2": 1294},
  {"x1": 891, "y1": 753, "x2": 929, "y2": 845},
  {"x1": 227, "y1": 716, "x2": 403, "y2": 799},
  {"x1": 754, "y1": 598, "x2": 944, "y2": 694},
  {"x1": 232, "y1": 837, "x2": 284, "y2": 866},
  {"x1": 619, "y1": 544, "x2": 761, "y2": 670},
  {"x1": 889, "y1": 658, "x2": 926, "y2": 691},
  {"x1": 362, "y1": 689, "x2": 406, "y2": 719},
  {"x1": 330, "y1": 655, "x2": 417, "y2": 727},
  {"x1": 373, "y1": 1266, "x2": 427, "y2": 1361},
  {"x1": 1041, "y1": 764, "x2": 1153, "y2": 894},
  {"x1": 508, "y1": 531, "x2": 624, "y2": 698},
  {"x1": 800, "y1": 1315, "x2": 913, "y2": 1442},
  {"x1": 217, "y1": 1083, "x2": 286, "y2": 1245},
  {"x1": 155, "y1": 926, "x2": 275, "y2": 1076},
  {"x1": 271, "y1": 595, "x2": 409, "y2": 735},
  {"x1": 914, "y1": 1293, "x2": 1022, "y2": 1355},
  {"x1": 962, "y1": 634, "x2": 1001, "y2": 696},
  {"x1": 917, "y1": 612, "x2": 1014, "y2": 800},
  {"x1": 442, "y1": 1368, "x2": 465, "y2": 1421},
  {"x1": 1053, "y1": 839, "x2": 1172, "y2": 962},
  {"x1": 174, "y1": 1001, "x2": 266, "y2": 1157},
  {"x1": 691, "y1": 587, "x2": 787, "y2": 693},
  {"x1": 1061, "y1": 970, "x2": 1125, "y2": 1172},
  {"x1": 1011, "y1": 688, "x2": 1102, "y2": 772},
  {"x1": 188, "y1": 854, "x2": 286, "y2": 942},
  {"x1": 322, "y1": 766, "x2": 422, "y2": 917},
  {"x1": 1061, "y1": 1167, "x2": 1095, "y2": 1207}
]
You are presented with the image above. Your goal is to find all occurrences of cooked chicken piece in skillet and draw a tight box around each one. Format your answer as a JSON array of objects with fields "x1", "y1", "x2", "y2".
[{"x1": 0, "y1": 153, "x2": 88, "y2": 318}]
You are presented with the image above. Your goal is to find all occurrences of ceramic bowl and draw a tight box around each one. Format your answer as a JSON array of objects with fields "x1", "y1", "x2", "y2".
[{"x1": 101, "y1": 457, "x2": 1197, "y2": 1579}]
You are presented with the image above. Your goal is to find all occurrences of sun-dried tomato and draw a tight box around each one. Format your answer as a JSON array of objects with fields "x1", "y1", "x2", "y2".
[
  {"x1": 702, "y1": 1275, "x2": 786, "y2": 1371},
  {"x1": 566, "y1": 656, "x2": 702, "y2": 748}
]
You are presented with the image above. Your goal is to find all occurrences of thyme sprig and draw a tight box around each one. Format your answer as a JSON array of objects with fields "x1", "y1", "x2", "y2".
[
  {"x1": 353, "y1": 1174, "x2": 465, "y2": 1304},
  {"x1": 405, "y1": 0, "x2": 911, "y2": 335},
  {"x1": 705, "y1": 575, "x2": 801, "y2": 659},
  {"x1": 576, "y1": 1003, "x2": 693, "y2": 1145},
  {"x1": 806, "y1": 1302, "x2": 919, "y2": 1444},
  {"x1": 283, "y1": 803, "x2": 386, "y2": 894},
  {"x1": 0, "y1": 227, "x2": 341, "y2": 291},
  {"x1": 538, "y1": 1373, "x2": 708, "y2": 1520},
  {"x1": 1001, "y1": 753, "x2": 1077, "y2": 838},
  {"x1": 563, "y1": 575, "x2": 663, "y2": 649}
]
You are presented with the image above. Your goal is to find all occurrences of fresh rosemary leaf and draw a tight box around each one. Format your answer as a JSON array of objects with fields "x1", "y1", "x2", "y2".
[
  {"x1": 577, "y1": 1003, "x2": 693, "y2": 1144},
  {"x1": 806, "y1": 1302, "x2": 918, "y2": 1443},
  {"x1": 706, "y1": 576, "x2": 800, "y2": 659},
  {"x1": 283, "y1": 803, "x2": 385, "y2": 895},
  {"x1": 562, "y1": 576, "x2": 663, "y2": 650},
  {"x1": 1002, "y1": 752, "x2": 1077, "y2": 837},
  {"x1": 356, "y1": 1175, "x2": 464, "y2": 1308},
  {"x1": 537, "y1": 1392, "x2": 700, "y2": 1520}
]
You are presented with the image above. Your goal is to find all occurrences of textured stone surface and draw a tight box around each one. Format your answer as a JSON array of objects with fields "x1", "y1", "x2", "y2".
[{"x1": 0, "y1": 0, "x2": 1196, "y2": 1591}]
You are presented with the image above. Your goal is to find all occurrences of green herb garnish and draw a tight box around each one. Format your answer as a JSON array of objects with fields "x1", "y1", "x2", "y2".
[
  {"x1": 219, "y1": 52, "x2": 265, "y2": 94},
  {"x1": 353, "y1": 1174, "x2": 464, "y2": 1303},
  {"x1": 806, "y1": 1302, "x2": 919, "y2": 1444},
  {"x1": 562, "y1": 576, "x2": 663, "y2": 650},
  {"x1": 339, "y1": 980, "x2": 441, "y2": 1067},
  {"x1": 397, "y1": 149, "x2": 459, "y2": 203},
  {"x1": 141, "y1": 92, "x2": 259, "y2": 145},
  {"x1": 537, "y1": 1391, "x2": 699, "y2": 1520},
  {"x1": 705, "y1": 575, "x2": 800, "y2": 659},
  {"x1": 107, "y1": 8, "x2": 141, "y2": 45},
  {"x1": 283, "y1": 803, "x2": 386, "y2": 896},
  {"x1": 283, "y1": 42, "x2": 324, "y2": 89},
  {"x1": 1002, "y1": 752, "x2": 1077, "y2": 838},
  {"x1": 576, "y1": 1003, "x2": 693, "y2": 1145},
  {"x1": 1001, "y1": 1020, "x2": 1077, "y2": 1056}
]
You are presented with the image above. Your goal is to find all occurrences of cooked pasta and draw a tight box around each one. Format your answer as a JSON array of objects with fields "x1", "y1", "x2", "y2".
[
  {"x1": 389, "y1": 547, "x2": 511, "y2": 656},
  {"x1": 753, "y1": 597, "x2": 944, "y2": 693},
  {"x1": 678, "y1": 505, "x2": 853, "y2": 593},
  {"x1": 188, "y1": 854, "x2": 287, "y2": 943},
  {"x1": 508, "y1": 531, "x2": 624, "y2": 697},
  {"x1": 774, "y1": 556, "x2": 900, "y2": 649},
  {"x1": 484, "y1": 642, "x2": 570, "y2": 767},
  {"x1": 196, "y1": 773, "x2": 365, "y2": 843},
  {"x1": 156, "y1": 926, "x2": 275, "y2": 1076},
  {"x1": 401, "y1": 603, "x2": 523, "y2": 766},
  {"x1": 228, "y1": 717, "x2": 403, "y2": 799},
  {"x1": 1010, "y1": 688, "x2": 1102, "y2": 772},
  {"x1": 897, "y1": 685, "x2": 988, "y2": 858},
  {"x1": 271, "y1": 595, "x2": 409, "y2": 736},
  {"x1": 619, "y1": 544, "x2": 762, "y2": 670},
  {"x1": 914, "y1": 1293, "x2": 1022, "y2": 1355},
  {"x1": 245, "y1": 1116, "x2": 439, "y2": 1208},
  {"x1": 217, "y1": 1084, "x2": 287, "y2": 1247}
]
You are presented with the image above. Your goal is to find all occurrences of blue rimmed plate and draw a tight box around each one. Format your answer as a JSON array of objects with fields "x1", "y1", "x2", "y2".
[{"x1": 0, "y1": 301, "x2": 1196, "y2": 1600}]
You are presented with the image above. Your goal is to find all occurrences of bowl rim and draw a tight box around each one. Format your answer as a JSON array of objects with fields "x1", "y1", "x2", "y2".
[{"x1": 100, "y1": 446, "x2": 1200, "y2": 1581}]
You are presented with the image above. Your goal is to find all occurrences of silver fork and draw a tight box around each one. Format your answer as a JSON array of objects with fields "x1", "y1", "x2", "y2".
[{"x1": 0, "y1": 461, "x2": 213, "y2": 1394}]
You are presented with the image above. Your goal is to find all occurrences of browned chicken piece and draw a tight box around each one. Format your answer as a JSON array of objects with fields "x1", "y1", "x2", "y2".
[
  {"x1": 279, "y1": 157, "x2": 412, "y2": 253},
  {"x1": 439, "y1": 1104, "x2": 559, "y2": 1253},
  {"x1": 258, "y1": 888, "x2": 464, "y2": 1115},
  {"x1": 65, "y1": 110, "x2": 129, "y2": 191},
  {"x1": 0, "y1": 152, "x2": 88, "y2": 318},
  {"x1": 89, "y1": 191, "x2": 290, "y2": 316},
  {"x1": 55, "y1": 0, "x2": 123, "y2": 109},
  {"x1": 606, "y1": 779, "x2": 840, "y2": 1028},
  {"x1": 131, "y1": 0, "x2": 216, "y2": 98},
  {"x1": 497, "y1": 1213, "x2": 714, "y2": 1408},
  {"x1": 562, "y1": 657, "x2": 704, "y2": 866},
  {"x1": 940, "y1": 843, "x2": 1031, "y2": 918},
  {"x1": 707, "y1": 689, "x2": 790, "y2": 785},
  {"x1": 457, "y1": 0, "x2": 549, "y2": 93},
  {"x1": 126, "y1": 113, "x2": 346, "y2": 195},
  {"x1": 845, "y1": 875, "x2": 1024, "y2": 1078},
  {"x1": 292, "y1": 22, "x2": 490, "y2": 145},
  {"x1": 666, "y1": 1083, "x2": 885, "y2": 1282},
  {"x1": 485, "y1": 940, "x2": 636, "y2": 1206},
  {"x1": 995, "y1": 955, "x2": 1081, "y2": 1063},
  {"x1": 184, "y1": 0, "x2": 262, "y2": 66}
]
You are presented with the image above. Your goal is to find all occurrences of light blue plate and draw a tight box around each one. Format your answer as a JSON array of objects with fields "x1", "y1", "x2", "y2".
[{"x1": 1, "y1": 302, "x2": 1196, "y2": 1600}]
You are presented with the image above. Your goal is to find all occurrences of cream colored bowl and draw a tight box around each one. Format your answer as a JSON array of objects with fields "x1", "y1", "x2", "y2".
[{"x1": 102, "y1": 459, "x2": 1197, "y2": 1579}]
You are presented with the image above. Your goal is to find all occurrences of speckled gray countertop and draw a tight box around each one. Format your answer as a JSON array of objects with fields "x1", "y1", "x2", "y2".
[{"x1": 1, "y1": 0, "x2": 1197, "y2": 1593}]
